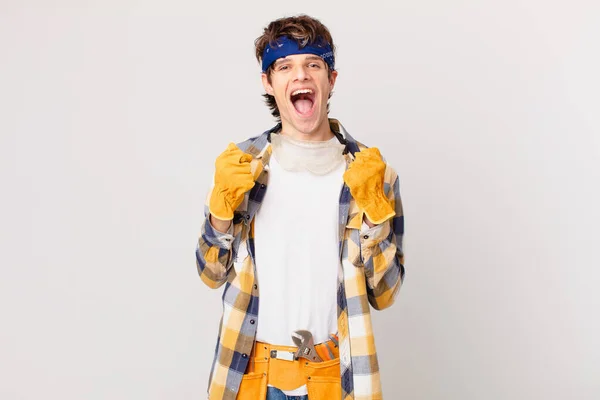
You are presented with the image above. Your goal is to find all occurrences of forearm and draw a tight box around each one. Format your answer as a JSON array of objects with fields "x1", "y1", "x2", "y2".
[
  {"x1": 198, "y1": 142, "x2": 253, "y2": 288},
  {"x1": 360, "y1": 173, "x2": 405, "y2": 309},
  {"x1": 210, "y1": 214, "x2": 232, "y2": 233},
  {"x1": 196, "y1": 205, "x2": 235, "y2": 289},
  {"x1": 363, "y1": 214, "x2": 376, "y2": 228},
  {"x1": 362, "y1": 224, "x2": 404, "y2": 310}
]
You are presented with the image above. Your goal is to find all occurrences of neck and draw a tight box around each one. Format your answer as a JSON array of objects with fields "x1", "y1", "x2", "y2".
[{"x1": 279, "y1": 118, "x2": 334, "y2": 142}]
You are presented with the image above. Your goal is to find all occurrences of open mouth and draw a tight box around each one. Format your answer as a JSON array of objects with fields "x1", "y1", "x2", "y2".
[{"x1": 290, "y1": 88, "x2": 316, "y2": 117}]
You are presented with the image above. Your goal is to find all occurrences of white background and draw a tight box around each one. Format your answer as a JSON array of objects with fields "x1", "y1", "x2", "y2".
[{"x1": 1, "y1": 1, "x2": 599, "y2": 399}]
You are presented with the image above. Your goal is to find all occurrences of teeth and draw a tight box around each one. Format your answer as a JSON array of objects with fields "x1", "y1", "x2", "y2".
[{"x1": 291, "y1": 89, "x2": 313, "y2": 96}]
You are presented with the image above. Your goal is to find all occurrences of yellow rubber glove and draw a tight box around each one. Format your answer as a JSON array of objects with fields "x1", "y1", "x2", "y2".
[
  {"x1": 343, "y1": 147, "x2": 396, "y2": 225},
  {"x1": 209, "y1": 143, "x2": 256, "y2": 221}
]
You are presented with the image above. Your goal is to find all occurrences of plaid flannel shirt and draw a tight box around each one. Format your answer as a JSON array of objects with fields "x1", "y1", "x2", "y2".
[{"x1": 196, "y1": 119, "x2": 405, "y2": 400}]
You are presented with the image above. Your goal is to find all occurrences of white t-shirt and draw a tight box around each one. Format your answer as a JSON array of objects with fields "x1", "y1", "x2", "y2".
[{"x1": 253, "y1": 134, "x2": 346, "y2": 395}]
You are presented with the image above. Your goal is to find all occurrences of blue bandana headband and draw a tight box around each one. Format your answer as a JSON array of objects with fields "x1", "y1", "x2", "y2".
[{"x1": 261, "y1": 36, "x2": 335, "y2": 73}]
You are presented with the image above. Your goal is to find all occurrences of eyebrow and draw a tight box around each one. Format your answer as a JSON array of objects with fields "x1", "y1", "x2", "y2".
[
  {"x1": 304, "y1": 55, "x2": 324, "y2": 62},
  {"x1": 273, "y1": 55, "x2": 324, "y2": 67}
]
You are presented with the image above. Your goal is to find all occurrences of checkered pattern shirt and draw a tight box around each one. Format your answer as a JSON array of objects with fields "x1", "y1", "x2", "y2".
[{"x1": 196, "y1": 119, "x2": 405, "y2": 400}]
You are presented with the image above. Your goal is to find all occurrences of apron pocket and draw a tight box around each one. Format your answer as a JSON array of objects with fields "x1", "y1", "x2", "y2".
[
  {"x1": 305, "y1": 358, "x2": 341, "y2": 400},
  {"x1": 306, "y1": 376, "x2": 341, "y2": 400},
  {"x1": 237, "y1": 371, "x2": 267, "y2": 400}
]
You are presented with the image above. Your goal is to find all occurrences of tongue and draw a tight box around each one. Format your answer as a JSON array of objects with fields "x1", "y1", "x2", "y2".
[{"x1": 294, "y1": 99, "x2": 313, "y2": 114}]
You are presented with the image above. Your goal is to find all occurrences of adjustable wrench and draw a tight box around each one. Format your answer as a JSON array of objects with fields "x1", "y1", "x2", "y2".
[{"x1": 291, "y1": 330, "x2": 323, "y2": 362}]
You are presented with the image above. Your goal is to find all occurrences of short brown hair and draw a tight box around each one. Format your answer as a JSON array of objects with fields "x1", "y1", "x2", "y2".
[{"x1": 254, "y1": 15, "x2": 336, "y2": 121}]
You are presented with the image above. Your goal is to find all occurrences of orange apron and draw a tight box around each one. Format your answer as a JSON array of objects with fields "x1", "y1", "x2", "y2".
[{"x1": 237, "y1": 335, "x2": 341, "y2": 400}]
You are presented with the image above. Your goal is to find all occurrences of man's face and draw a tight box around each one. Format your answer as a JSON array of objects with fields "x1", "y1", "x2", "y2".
[{"x1": 261, "y1": 53, "x2": 338, "y2": 137}]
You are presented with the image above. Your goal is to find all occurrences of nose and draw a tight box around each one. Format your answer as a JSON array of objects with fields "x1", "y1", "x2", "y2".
[{"x1": 292, "y1": 64, "x2": 310, "y2": 81}]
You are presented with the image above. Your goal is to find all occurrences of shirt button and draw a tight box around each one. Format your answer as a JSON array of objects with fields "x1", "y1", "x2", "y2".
[
  {"x1": 260, "y1": 184, "x2": 266, "y2": 189},
  {"x1": 242, "y1": 353, "x2": 248, "y2": 358},
  {"x1": 363, "y1": 235, "x2": 369, "y2": 239},
  {"x1": 245, "y1": 215, "x2": 250, "y2": 220},
  {"x1": 253, "y1": 284, "x2": 258, "y2": 289},
  {"x1": 250, "y1": 319, "x2": 255, "y2": 324}
]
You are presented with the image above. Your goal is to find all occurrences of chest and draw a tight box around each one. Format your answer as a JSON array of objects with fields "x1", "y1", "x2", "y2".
[{"x1": 260, "y1": 157, "x2": 345, "y2": 220}]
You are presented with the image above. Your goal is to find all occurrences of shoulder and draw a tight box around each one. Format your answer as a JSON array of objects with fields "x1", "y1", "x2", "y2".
[{"x1": 235, "y1": 124, "x2": 279, "y2": 156}]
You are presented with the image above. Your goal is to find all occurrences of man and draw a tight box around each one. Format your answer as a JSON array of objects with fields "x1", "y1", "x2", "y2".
[{"x1": 196, "y1": 15, "x2": 405, "y2": 400}]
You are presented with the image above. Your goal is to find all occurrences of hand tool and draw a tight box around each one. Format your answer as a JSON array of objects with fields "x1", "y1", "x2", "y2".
[{"x1": 291, "y1": 330, "x2": 323, "y2": 362}]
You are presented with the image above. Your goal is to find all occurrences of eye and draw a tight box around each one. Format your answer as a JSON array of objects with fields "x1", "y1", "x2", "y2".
[
  {"x1": 277, "y1": 65, "x2": 289, "y2": 71},
  {"x1": 308, "y1": 63, "x2": 321, "y2": 68}
]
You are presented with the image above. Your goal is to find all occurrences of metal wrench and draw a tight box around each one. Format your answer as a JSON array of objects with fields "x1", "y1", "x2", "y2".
[{"x1": 291, "y1": 330, "x2": 323, "y2": 362}]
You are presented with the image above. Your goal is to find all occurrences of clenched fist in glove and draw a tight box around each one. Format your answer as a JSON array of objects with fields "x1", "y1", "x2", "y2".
[
  {"x1": 343, "y1": 147, "x2": 396, "y2": 225},
  {"x1": 209, "y1": 143, "x2": 256, "y2": 221}
]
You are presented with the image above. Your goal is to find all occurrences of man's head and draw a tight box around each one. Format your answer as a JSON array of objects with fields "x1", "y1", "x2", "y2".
[{"x1": 255, "y1": 15, "x2": 338, "y2": 138}]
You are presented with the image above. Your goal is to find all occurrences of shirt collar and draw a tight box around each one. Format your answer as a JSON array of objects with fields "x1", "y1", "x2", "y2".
[{"x1": 262, "y1": 118, "x2": 359, "y2": 158}]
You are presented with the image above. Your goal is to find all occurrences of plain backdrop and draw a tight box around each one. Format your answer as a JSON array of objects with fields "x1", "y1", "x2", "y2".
[{"x1": 1, "y1": 1, "x2": 599, "y2": 399}]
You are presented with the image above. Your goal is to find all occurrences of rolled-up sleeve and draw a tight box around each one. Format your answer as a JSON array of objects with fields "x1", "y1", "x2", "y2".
[
  {"x1": 196, "y1": 183, "x2": 235, "y2": 289},
  {"x1": 360, "y1": 168, "x2": 405, "y2": 310}
]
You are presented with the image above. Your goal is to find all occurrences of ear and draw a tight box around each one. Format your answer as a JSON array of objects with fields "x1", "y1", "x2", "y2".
[
  {"x1": 261, "y1": 73, "x2": 274, "y2": 96},
  {"x1": 329, "y1": 70, "x2": 338, "y2": 91}
]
